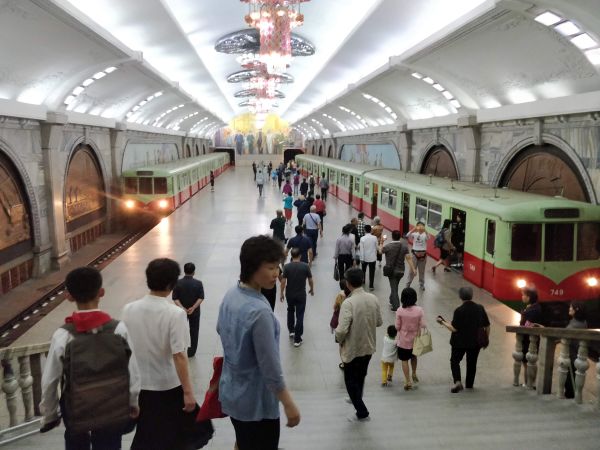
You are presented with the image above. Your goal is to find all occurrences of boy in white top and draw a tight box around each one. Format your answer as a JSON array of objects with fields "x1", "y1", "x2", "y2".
[
  {"x1": 406, "y1": 221, "x2": 429, "y2": 291},
  {"x1": 122, "y1": 258, "x2": 196, "y2": 450},
  {"x1": 381, "y1": 326, "x2": 398, "y2": 386},
  {"x1": 359, "y1": 224, "x2": 379, "y2": 291}
]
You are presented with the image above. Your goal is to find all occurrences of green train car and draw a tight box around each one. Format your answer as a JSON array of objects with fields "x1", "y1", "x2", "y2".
[{"x1": 121, "y1": 153, "x2": 230, "y2": 214}]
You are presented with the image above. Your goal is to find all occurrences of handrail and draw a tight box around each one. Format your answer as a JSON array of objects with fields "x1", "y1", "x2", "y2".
[
  {"x1": 506, "y1": 326, "x2": 600, "y2": 341},
  {"x1": 0, "y1": 343, "x2": 50, "y2": 360}
]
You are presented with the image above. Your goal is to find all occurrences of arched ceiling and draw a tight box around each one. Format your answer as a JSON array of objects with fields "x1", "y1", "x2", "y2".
[{"x1": 0, "y1": 0, "x2": 599, "y2": 138}]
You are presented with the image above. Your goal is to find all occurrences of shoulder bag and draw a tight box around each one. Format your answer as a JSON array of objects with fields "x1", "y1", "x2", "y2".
[{"x1": 412, "y1": 328, "x2": 433, "y2": 356}]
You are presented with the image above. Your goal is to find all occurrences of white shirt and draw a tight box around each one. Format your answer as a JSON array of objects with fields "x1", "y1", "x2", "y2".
[
  {"x1": 381, "y1": 335, "x2": 397, "y2": 363},
  {"x1": 407, "y1": 231, "x2": 429, "y2": 251},
  {"x1": 359, "y1": 233, "x2": 379, "y2": 263},
  {"x1": 39, "y1": 313, "x2": 141, "y2": 426},
  {"x1": 122, "y1": 294, "x2": 190, "y2": 391}
]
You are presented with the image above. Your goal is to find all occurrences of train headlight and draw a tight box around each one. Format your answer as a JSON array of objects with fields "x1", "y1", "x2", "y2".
[
  {"x1": 158, "y1": 199, "x2": 168, "y2": 209},
  {"x1": 516, "y1": 279, "x2": 527, "y2": 289},
  {"x1": 586, "y1": 277, "x2": 598, "y2": 287},
  {"x1": 125, "y1": 200, "x2": 135, "y2": 209}
]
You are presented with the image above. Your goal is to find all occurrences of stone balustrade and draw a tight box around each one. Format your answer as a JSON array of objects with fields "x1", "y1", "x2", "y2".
[
  {"x1": 506, "y1": 326, "x2": 600, "y2": 408},
  {"x1": 0, "y1": 343, "x2": 50, "y2": 445}
]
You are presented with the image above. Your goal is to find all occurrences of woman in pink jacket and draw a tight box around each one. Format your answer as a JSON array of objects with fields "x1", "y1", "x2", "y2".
[{"x1": 395, "y1": 287, "x2": 425, "y2": 391}]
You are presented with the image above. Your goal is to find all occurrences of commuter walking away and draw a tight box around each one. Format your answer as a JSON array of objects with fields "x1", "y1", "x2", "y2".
[
  {"x1": 349, "y1": 218, "x2": 360, "y2": 265},
  {"x1": 432, "y1": 219, "x2": 455, "y2": 273},
  {"x1": 382, "y1": 230, "x2": 413, "y2": 311},
  {"x1": 122, "y1": 259, "x2": 197, "y2": 450},
  {"x1": 356, "y1": 212, "x2": 366, "y2": 241},
  {"x1": 359, "y1": 225, "x2": 378, "y2": 291},
  {"x1": 267, "y1": 161, "x2": 273, "y2": 180},
  {"x1": 172, "y1": 263, "x2": 205, "y2": 358},
  {"x1": 252, "y1": 161, "x2": 257, "y2": 180},
  {"x1": 277, "y1": 168, "x2": 283, "y2": 190},
  {"x1": 437, "y1": 287, "x2": 490, "y2": 393},
  {"x1": 40, "y1": 267, "x2": 140, "y2": 449},
  {"x1": 283, "y1": 192, "x2": 294, "y2": 222},
  {"x1": 303, "y1": 205, "x2": 323, "y2": 258},
  {"x1": 294, "y1": 195, "x2": 310, "y2": 225},
  {"x1": 282, "y1": 179, "x2": 293, "y2": 196},
  {"x1": 210, "y1": 170, "x2": 215, "y2": 192},
  {"x1": 334, "y1": 224, "x2": 356, "y2": 280},
  {"x1": 293, "y1": 172, "x2": 300, "y2": 195},
  {"x1": 370, "y1": 217, "x2": 384, "y2": 267},
  {"x1": 308, "y1": 172, "x2": 316, "y2": 197},
  {"x1": 406, "y1": 221, "x2": 429, "y2": 290},
  {"x1": 256, "y1": 168, "x2": 265, "y2": 197},
  {"x1": 299, "y1": 178, "x2": 309, "y2": 197},
  {"x1": 335, "y1": 268, "x2": 383, "y2": 422},
  {"x1": 563, "y1": 302, "x2": 587, "y2": 399},
  {"x1": 319, "y1": 172, "x2": 329, "y2": 201},
  {"x1": 313, "y1": 194, "x2": 326, "y2": 230},
  {"x1": 270, "y1": 210, "x2": 286, "y2": 243},
  {"x1": 271, "y1": 167, "x2": 278, "y2": 186},
  {"x1": 395, "y1": 288, "x2": 425, "y2": 391},
  {"x1": 281, "y1": 248, "x2": 314, "y2": 347},
  {"x1": 218, "y1": 236, "x2": 300, "y2": 450},
  {"x1": 286, "y1": 225, "x2": 313, "y2": 264},
  {"x1": 381, "y1": 326, "x2": 398, "y2": 386}
]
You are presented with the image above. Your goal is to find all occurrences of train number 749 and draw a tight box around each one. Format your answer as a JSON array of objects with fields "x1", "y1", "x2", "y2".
[{"x1": 550, "y1": 288, "x2": 564, "y2": 296}]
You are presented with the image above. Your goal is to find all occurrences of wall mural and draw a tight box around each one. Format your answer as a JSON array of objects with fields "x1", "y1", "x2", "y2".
[
  {"x1": 0, "y1": 153, "x2": 32, "y2": 258},
  {"x1": 122, "y1": 142, "x2": 179, "y2": 172},
  {"x1": 340, "y1": 143, "x2": 401, "y2": 169},
  {"x1": 64, "y1": 146, "x2": 105, "y2": 224}
]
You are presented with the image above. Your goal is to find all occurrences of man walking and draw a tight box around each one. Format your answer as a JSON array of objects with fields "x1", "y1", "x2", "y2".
[
  {"x1": 252, "y1": 161, "x2": 257, "y2": 180},
  {"x1": 302, "y1": 205, "x2": 323, "y2": 258},
  {"x1": 381, "y1": 230, "x2": 413, "y2": 311},
  {"x1": 299, "y1": 178, "x2": 309, "y2": 197},
  {"x1": 172, "y1": 263, "x2": 205, "y2": 358},
  {"x1": 286, "y1": 225, "x2": 313, "y2": 264},
  {"x1": 281, "y1": 248, "x2": 314, "y2": 347},
  {"x1": 256, "y1": 167, "x2": 265, "y2": 197},
  {"x1": 335, "y1": 268, "x2": 382, "y2": 422},
  {"x1": 359, "y1": 225, "x2": 378, "y2": 291},
  {"x1": 319, "y1": 173, "x2": 329, "y2": 201},
  {"x1": 270, "y1": 209, "x2": 286, "y2": 243}
]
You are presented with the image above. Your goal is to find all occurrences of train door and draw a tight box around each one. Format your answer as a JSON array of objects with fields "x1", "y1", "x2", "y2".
[
  {"x1": 451, "y1": 208, "x2": 466, "y2": 271},
  {"x1": 371, "y1": 183, "x2": 378, "y2": 218},
  {"x1": 402, "y1": 193, "x2": 410, "y2": 235},
  {"x1": 482, "y1": 218, "x2": 496, "y2": 291},
  {"x1": 348, "y1": 175, "x2": 353, "y2": 204}
]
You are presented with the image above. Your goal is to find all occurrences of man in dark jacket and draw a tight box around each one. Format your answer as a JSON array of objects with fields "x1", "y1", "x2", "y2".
[
  {"x1": 294, "y1": 196, "x2": 311, "y2": 225},
  {"x1": 299, "y1": 178, "x2": 309, "y2": 197}
]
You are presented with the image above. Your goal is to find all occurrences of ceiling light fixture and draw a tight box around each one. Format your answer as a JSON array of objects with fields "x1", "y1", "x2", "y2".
[
  {"x1": 534, "y1": 11, "x2": 562, "y2": 26},
  {"x1": 63, "y1": 66, "x2": 118, "y2": 108},
  {"x1": 126, "y1": 91, "x2": 163, "y2": 122}
]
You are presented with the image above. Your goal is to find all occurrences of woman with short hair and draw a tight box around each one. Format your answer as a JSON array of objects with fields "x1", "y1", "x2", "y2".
[
  {"x1": 371, "y1": 216, "x2": 385, "y2": 267},
  {"x1": 395, "y1": 288, "x2": 425, "y2": 391}
]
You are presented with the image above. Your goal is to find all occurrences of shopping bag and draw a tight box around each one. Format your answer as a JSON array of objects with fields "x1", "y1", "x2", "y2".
[
  {"x1": 333, "y1": 262, "x2": 340, "y2": 281},
  {"x1": 412, "y1": 328, "x2": 433, "y2": 356}
]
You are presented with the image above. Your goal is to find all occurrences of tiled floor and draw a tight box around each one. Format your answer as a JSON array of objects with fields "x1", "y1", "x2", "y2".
[{"x1": 9, "y1": 166, "x2": 600, "y2": 449}]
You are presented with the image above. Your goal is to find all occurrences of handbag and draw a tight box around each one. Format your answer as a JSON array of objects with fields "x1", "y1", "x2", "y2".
[
  {"x1": 477, "y1": 327, "x2": 489, "y2": 349},
  {"x1": 196, "y1": 357, "x2": 227, "y2": 422},
  {"x1": 412, "y1": 328, "x2": 433, "y2": 356},
  {"x1": 182, "y1": 406, "x2": 214, "y2": 449},
  {"x1": 333, "y1": 262, "x2": 340, "y2": 281}
]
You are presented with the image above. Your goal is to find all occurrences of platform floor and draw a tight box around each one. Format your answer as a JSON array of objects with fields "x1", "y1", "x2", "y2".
[{"x1": 9, "y1": 167, "x2": 600, "y2": 449}]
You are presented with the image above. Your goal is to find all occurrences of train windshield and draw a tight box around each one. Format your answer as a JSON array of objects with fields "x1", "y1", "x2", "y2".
[
  {"x1": 139, "y1": 177, "x2": 153, "y2": 194},
  {"x1": 511, "y1": 224, "x2": 542, "y2": 261},
  {"x1": 577, "y1": 222, "x2": 600, "y2": 261},
  {"x1": 545, "y1": 223, "x2": 574, "y2": 261},
  {"x1": 154, "y1": 177, "x2": 168, "y2": 194},
  {"x1": 124, "y1": 177, "x2": 137, "y2": 194}
]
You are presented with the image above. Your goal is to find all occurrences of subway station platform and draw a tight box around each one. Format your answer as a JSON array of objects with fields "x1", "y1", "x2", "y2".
[{"x1": 9, "y1": 167, "x2": 600, "y2": 450}]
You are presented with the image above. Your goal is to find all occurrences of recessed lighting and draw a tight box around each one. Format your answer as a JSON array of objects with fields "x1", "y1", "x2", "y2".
[
  {"x1": 585, "y1": 48, "x2": 600, "y2": 65},
  {"x1": 411, "y1": 72, "x2": 423, "y2": 79},
  {"x1": 391, "y1": 113, "x2": 398, "y2": 120},
  {"x1": 104, "y1": 66, "x2": 117, "y2": 74},
  {"x1": 93, "y1": 72, "x2": 106, "y2": 80},
  {"x1": 571, "y1": 33, "x2": 598, "y2": 49},
  {"x1": 442, "y1": 91, "x2": 454, "y2": 100},
  {"x1": 535, "y1": 11, "x2": 562, "y2": 26},
  {"x1": 450, "y1": 100, "x2": 461, "y2": 108},
  {"x1": 154, "y1": 91, "x2": 163, "y2": 97},
  {"x1": 82, "y1": 78, "x2": 94, "y2": 87},
  {"x1": 139, "y1": 100, "x2": 147, "y2": 106},
  {"x1": 555, "y1": 21, "x2": 580, "y2": 36},
  {"x1": 362, "y1": 94, "x2": 372, "y2": 99},
  {"x1": 64, "y1": 95, "x2": 76, "y2": 105},
  {"x1": 423, "y1": 77, "x2": 434, "y2": 84},
  {"x1": 178, "y1": 104, "x2": 184, "y2": 108},
  {"x1": 433, "y1": 83, "x2": 445, "y2": 92},
  {"x1": 72, "y1": 86, "x2": 84, "y2": 95}
]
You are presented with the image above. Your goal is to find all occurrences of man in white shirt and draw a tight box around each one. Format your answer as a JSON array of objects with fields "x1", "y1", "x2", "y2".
[
  {"x1": 406, "y1": 221, "x2": 429, "y2": 290},
  {"x1": 359, "y1": 225, "x2": 379, "y2": 291},
  {"x1": 122, "y1": 258, "x2": 197, "y2": 450}
]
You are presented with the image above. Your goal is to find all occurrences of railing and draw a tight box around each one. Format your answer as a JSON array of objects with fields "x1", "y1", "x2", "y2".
[
  {"x1": 506, "y1": 326, "x2": 600, "y2": 408},
  {"x1": 0, "y1": 343, "x2": 50, "y2": 445}
]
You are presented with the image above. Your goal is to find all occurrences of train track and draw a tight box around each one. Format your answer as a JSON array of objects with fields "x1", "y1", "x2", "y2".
[{"x1": 0, "y1": 226, "x2": 153, "y2": 348}]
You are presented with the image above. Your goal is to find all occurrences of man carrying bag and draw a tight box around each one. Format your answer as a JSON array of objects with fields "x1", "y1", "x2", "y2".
[{"x1": 381, "y1": 230, "x2": 414, "y2": 311}]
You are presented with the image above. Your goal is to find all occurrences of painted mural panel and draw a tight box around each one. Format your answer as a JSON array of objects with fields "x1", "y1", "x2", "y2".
[
  {"x1": 64, "y1": 146, "x2": 105, "y2": 223},
  {"x1": 122, "y1": 142, "x2": 179, "y2": 172},
  {"x1": 339, "y1": 144, "x2": 401, "y2": 169},
  {"x1": 0, "y1": 153, "x2": 31, "y2": 255}
]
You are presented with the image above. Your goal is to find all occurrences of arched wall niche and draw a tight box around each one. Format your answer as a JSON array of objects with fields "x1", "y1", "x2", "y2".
[
  {"x1": 327, "y1": 145, "x2": 333, "y2": 158},
  {"x1": 420, "y1": 144, "x2": 459, "y2": 180}
]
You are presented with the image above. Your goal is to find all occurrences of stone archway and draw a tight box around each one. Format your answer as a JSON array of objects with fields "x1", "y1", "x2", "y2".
[
  {"x1": 318, "y1": 145, "x2": 323, "y2": 156},
  {"x1": 202, "y1": 144, "x2": 206, "y2": 155},
  {"x1": 195, "y1": 144, "x2": 199, "y2": 156},
  {"x1": 421, "y1": 145, "x2": 458, "y2": 179},
  {"x1": 327, "y1": 145, "x2": 333, "y2": 158},
  {"x1": 499, "y1": 144, "x2": 589, "y2": 202},
  {"x1": 311, "y1": 144, "x2": 316, "y2": 155}
]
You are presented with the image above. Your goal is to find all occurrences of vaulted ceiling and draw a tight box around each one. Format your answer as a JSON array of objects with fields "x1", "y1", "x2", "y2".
[{"x1": 1, "y1": 0, "x2": 599, "y2": 138}]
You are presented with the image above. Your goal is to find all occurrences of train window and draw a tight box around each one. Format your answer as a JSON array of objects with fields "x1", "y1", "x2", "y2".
[
  {"x1": 511, "y1": 224, "x2": 541, "y2": 261},
  {"x1": 486, "y1": 220, "x2": 496, "y2": 255},
  {"x1": 388, "y1": 189, "x2": 397, "y2": 210},
  {"x1": 427, "y1": 202, "x2": 442, "y2": 230},
  {"x1": 124, "y1": 177, "x2": 137, "y2": 194},
  {"x1": 154, "y1": 178, "x2": 167, "y2": 194},
  {"x1": 364, "y1": 182, "x2": 370, "y2": 197},
  {"x1": 416, "y1": 197, "x2": 428, "y2": 222},
  {"x1": 545, "y1": 223, "x2": 574, "y2": 261},
  {"x1": 577, "y1": 222, "x2": 600, "y2": 260},
  {"x1": 139, "y1": 177, "x2": 153, "y2": 194},
  {"x1": 381, "y1": 187, "x2": 389, "y2": 208},
  {"x1": 354, "y1": 178, "x2": 360, "y2": 193}
]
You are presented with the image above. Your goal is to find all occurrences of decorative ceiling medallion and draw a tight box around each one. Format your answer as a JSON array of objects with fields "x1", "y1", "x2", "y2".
[
  {"x1": 234, "y1": 89, "x2": 286, "y2": 98},
  {"x1": 215, "y1": 29, "x2": 315, "y2": 56},
  {"x1": 227, "y1": 70, "x2": 294, "y2": 83}
]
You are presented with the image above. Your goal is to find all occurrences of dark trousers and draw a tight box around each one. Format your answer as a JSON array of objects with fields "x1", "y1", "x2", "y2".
[
  {"x1": 450, "y1": 347, "x2": 481, "y2": 388},
  {"x1": 343, "y1": 355, "x2": 372, "y2": 419},
  {"x1": 258, "y1": 184, "x2": 263, "y2": 196},
  {"x1": 387, "y1": 272, "x2": 403, "y2": 310},
  {"x1": 132, "y1": 386, "x2": 187, "y2": 450},
  {"x1": 287, "y1": 296, "x2": 306, "y2": 343},
  {"x1": 320, "y1": 187, "x2": 328, "y2": 201},
  {"x1": 64, "y1": 429, "x2": 121, "y2": 450},
  {"x1": 305, "y1": 229, "x2": 319, "y2": 256},
  {"x1": 361, "y1": 261, "x2": 376, "y2": 288},
  {"x1": 231, "y1": 417, "x2": 280, "y2": 450},
  {"x1": 337, "y1": 254, "x2": 354, "y2": 280},
  {"x1": 187, "y1": 312, "x2": 200, "y2": 357},
  {"x1": 564, "y1": 357, "x2": 577, "y2": 399}
]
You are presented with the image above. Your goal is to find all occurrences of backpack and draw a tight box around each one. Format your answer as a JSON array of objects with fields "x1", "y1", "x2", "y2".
[
  {"x1": 61, "y1": 320, "x2": 131, "y2": 434},
  {"x1": 434, "y1": 229, "x2": 446, "y2": 248}
]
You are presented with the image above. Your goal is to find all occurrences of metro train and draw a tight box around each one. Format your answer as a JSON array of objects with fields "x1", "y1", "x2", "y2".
[
  {"x1": 296, "y1": 154, "x2": 600, "y2": 303},
  {"x1": 121, "y1": 153, "x2": 230, "y2": 215}
]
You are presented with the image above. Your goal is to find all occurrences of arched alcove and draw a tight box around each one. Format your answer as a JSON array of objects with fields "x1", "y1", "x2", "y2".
[
  {"x1": 318, "y1": 145, "x2": 323, "y2": 156},
  {"x1": 195, "y1": 144, "x2": 199, "y2": 156},
  {"x1": 202, "y1": 144, "x2": 207, "y2": 155},
  {"x1": 499, "y1": 144, "x2": 588, "y2": 202},
  {"x1": 420, "y1": 145, "x2": 458, "y2": 179},
  {"x1": 327, "y1": 145, "x2": 333, "y2": 158}
]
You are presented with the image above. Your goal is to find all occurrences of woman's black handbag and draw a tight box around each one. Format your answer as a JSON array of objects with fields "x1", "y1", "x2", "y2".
[
  {"x1": 182, "y1": 405, "x2": 214, "y2": 449},
  {"x1": 333, "y1": 262, "x2": 340, "y2": 281}
]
